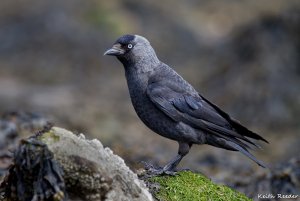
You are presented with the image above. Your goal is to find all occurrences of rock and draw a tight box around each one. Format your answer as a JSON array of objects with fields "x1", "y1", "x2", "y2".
[
  {"x1": 0, "y1": 111, "x2": 51, "y2": 179},
  {"x1": 0, "y1": 120, "x2": 17, "y2": 176},
  {"x1": 38, "y1": 127, "x2": 153, "y2": 201},
  {"x1": 1, "y1": 111, "x2": 50, "y2": 137},
  {"x1": 0, "y1": 125, "x2": 255, "y2": 201},
  {"x1": 0, "y1": 121, "x2": 17, "y2": 151},
  {"x1": 233, "y1": 157, "x2": 300, "y2": 201},
  {"x1": 0, "y1": 138, "x2": 66, "y2": 201}
]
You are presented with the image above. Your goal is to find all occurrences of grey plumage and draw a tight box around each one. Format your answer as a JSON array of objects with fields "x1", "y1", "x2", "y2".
[{"x1": 104, "y1": 34, "x2": 268, "y2": 174}]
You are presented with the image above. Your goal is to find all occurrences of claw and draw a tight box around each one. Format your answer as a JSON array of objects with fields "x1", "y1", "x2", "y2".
[
  {"x1": 142, "y1": 161, "x2": 178, "y2": 176},
  {"x1": 163, "y1": 170, "x2": 177, "y2": 176}
]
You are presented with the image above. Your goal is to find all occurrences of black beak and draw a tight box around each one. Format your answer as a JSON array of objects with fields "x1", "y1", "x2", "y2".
[{"x1": 103, "y1": 44, "x2": 125, "y2": 56}]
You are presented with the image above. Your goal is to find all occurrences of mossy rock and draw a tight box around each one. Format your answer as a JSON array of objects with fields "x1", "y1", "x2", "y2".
[{"x1": 150, "y1": 171, "x2": 251, "y2": 201}]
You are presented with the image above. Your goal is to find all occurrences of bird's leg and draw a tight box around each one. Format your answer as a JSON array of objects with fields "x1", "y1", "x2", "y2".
[
  {"x1": 145, "y1": 142, "x2": 191, "y2": 176},
  {"x1": 161, "y1": 154, "x2": 183, "y2": 175},
  {"x1": 162, "y1": 142, "x2": 191, "y2": 174}
]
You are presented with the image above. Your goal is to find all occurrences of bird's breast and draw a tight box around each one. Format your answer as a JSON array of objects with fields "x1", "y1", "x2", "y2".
[
  {"x1": 124, "y1": 71, "x2": 179, "y2": 138},
  {"x1": 125, "y1": 72, "x2": 153, "y2": 120}
]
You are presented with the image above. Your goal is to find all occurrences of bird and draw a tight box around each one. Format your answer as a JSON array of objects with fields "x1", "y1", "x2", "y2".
[{"x1": 104, "y1": 34, "x2": 268, "y2": 175}]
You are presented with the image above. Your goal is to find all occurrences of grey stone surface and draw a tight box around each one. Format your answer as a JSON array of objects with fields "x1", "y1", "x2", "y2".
[{"x1": 40, "y1": 127, "x2": 153, "y2": 201}]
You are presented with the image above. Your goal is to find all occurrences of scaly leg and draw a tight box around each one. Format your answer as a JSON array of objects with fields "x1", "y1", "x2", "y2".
[{"x1": 144, "y1": 142, "x2": 192, "y2": 176}]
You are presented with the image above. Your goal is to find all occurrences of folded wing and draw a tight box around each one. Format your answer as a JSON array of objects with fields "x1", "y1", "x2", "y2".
[{"x1": 147, "y1": 79, "x2": 268, "y2": 167}]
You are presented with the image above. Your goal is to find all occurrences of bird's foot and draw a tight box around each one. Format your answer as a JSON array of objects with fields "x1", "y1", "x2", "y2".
[
  {"x1": 142, "y1": 162, "x2": 177, "y2": 176},
  {"x1": 176, "y1": 168, "x2": 191, "y2": 172}
]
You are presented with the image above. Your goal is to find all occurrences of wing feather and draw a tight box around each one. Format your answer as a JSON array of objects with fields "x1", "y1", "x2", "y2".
[{"x1": 147, "y1": 80, "x2": 265, "y2": 148}]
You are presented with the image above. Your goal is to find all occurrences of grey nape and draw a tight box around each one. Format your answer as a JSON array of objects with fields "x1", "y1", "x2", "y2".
[{"x1": 104, "y1": 34, "x2": 268, "y2": 175}]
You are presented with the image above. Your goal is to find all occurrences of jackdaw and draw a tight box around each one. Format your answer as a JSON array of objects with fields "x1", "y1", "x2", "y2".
[{"x1": 104, "y1": 34, "x2": 268, "y2": 175}]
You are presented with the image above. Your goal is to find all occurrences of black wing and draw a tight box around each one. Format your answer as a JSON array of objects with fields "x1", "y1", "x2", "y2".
[{"x1": 147, "y1": 80, "x2": 268, "y2": 167}]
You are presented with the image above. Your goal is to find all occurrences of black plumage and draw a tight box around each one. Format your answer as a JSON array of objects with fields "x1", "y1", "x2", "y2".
[{"x1": 104, "y1": 34, "x2": 268, "y2": 175}]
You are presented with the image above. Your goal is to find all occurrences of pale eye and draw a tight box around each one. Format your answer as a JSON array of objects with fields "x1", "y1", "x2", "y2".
[{"x1": 127, "y1": 44, "x2": 133, "y2": 49}]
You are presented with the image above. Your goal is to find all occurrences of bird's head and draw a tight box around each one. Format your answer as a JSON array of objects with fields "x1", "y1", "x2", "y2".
[{"x1": 104, "y1": 34, "x2": 159, "y2": 66}]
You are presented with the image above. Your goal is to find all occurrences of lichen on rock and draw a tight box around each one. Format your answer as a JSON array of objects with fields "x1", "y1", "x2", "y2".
[
  {"x1": 0, "y1": 126, "x2": 255, "y2": 201},
  {"x1": 38, "y1": 127, "x2": 153, "y2": 201}
]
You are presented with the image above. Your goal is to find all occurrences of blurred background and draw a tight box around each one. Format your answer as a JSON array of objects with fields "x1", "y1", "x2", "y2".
[{"x1": 0, "y1": 0, "x2": 299, "y2": 196}]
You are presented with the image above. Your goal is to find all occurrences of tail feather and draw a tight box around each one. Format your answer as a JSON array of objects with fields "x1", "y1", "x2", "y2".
[
  {"x1": 206, "y1": 135, "x2": 268, "y2": 168},
  {"x1": 225, "y1": 141, "x2": 267, "y2": 168},
  {"x1": 203, "y1": 120, "x2": 261, "y2": 149},
  {"x1": 199, "y1": 94, "x2": 269, "y2": 143}
]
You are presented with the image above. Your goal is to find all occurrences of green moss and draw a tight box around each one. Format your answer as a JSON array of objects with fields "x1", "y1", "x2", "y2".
[
  {"x1": 150, "y1": 171, "x2": 252, "y2": 201},
  {"x1": 38, "y1": 129, "x2": 60, "y2": 145}
]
